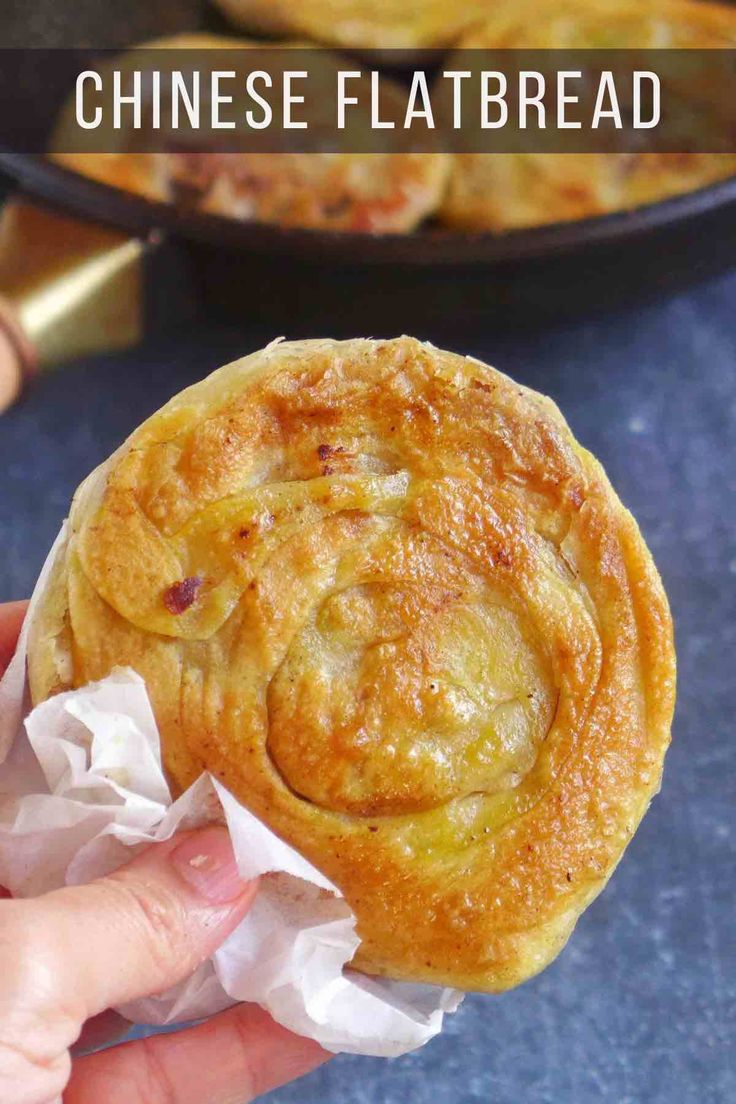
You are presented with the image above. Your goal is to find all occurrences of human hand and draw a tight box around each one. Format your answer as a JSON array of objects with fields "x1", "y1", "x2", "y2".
[{"x1": 0, "y1": 600, "x2": 330, "y2": 1104}]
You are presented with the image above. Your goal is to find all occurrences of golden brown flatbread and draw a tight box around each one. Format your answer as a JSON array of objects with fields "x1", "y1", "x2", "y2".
[{"x1": 28, "y1": 336, "x2": 675, "y2": 991}]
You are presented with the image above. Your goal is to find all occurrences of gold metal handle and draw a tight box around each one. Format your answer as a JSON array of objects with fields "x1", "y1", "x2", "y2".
[{"x1": 0, "y1": 197, "x2": 146, "y2": 412}]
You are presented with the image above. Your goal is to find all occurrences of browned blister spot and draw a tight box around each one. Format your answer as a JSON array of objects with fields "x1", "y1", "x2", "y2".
[{"x1": 163, "y1": 577, "x2": 203, "y2": 615}]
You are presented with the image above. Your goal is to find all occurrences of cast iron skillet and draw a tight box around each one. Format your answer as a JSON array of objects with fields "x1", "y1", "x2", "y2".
[
  {"x1": 3, "y1": 0, "x2": 736, "y2": 331},
  {"x1": 1, "y1": 151, "x2": 736, "y2": 332}
]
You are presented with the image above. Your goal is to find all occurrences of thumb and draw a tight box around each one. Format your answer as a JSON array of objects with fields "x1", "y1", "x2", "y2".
[
  {"x1": 0, "y1": 599, "x2": 28, "y2": 674},
  {"x1": 0, "y1": 827, "x2": 256, "y2": 1029}
]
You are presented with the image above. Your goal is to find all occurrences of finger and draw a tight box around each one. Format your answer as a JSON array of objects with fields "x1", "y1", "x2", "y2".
[
  {"x1": 0, "y1": 599, "x2": 28, "y2": 674},
  {"x1": 0, "y1": 828, "x2": 256, "y2": 1065},
  {"x1": 65, "y1": 1003, "x2": 331, "y2": 1104}
]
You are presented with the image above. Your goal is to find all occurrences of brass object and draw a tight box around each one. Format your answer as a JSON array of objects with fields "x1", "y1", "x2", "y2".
[{"x1": 0, "y1": 198, "x2": 146, "y2": 412}]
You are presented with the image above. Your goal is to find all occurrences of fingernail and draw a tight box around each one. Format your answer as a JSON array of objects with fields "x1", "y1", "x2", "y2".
[{"x1": 170, "y1": 827, "x2": 247, "y2": 904}]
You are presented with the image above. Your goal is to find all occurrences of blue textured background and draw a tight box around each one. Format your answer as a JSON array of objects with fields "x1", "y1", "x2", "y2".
[{"x1": 0, "y1": 274, "x2": 734, "y2": 1103}]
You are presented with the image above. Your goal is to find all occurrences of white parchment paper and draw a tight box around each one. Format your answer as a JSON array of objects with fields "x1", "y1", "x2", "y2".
[{"x1": 0, "y1": 528, "x2": 462, "y2": 1057}]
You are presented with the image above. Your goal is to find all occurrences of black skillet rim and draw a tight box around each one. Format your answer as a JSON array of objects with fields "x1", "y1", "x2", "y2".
[{"x1": 1, "y1": 151, "x2": 735, "y2": 266}]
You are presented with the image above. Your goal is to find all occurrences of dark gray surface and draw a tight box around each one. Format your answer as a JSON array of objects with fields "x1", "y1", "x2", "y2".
[{"x1": 0, "y1": 276, "x2": 734, "y2": 1104}]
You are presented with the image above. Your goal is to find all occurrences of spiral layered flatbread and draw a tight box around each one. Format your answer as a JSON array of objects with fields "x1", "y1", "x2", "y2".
[
  {"x1": 51, "y1": 35, "x2": 449, "y2": 233},
  {"x1": 439, "y1": 0, "x2": 736, "y2": 230},
  {"x1": 28, "y1": 337, "x2": 675, "y2": 991}
]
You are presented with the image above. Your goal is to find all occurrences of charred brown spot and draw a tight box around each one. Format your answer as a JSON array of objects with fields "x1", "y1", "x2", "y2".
[
  {"x1": 238, "y1": 527, "x2": 251, "y2": 539},
  {"x1": 163, "y1": 576, "x2": 203, "y2": 615},
  {"x1": 317, "y1": 443, "x2": 344, "y2": 461},
  {"x1": 561, "y1": 184, "x2": 591, "y2": 203}
]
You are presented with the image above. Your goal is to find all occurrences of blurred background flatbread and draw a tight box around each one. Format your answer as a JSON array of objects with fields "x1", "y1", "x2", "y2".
[
  {"x1": 211, "y1": 0, "x2": 497, "y2": 54},
  {"x1": 51, "y1": 34, "x2": 450, "y2": 233},
  {"x1": 438, "y1": 0, "x2": 736, "y2": 231}
]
